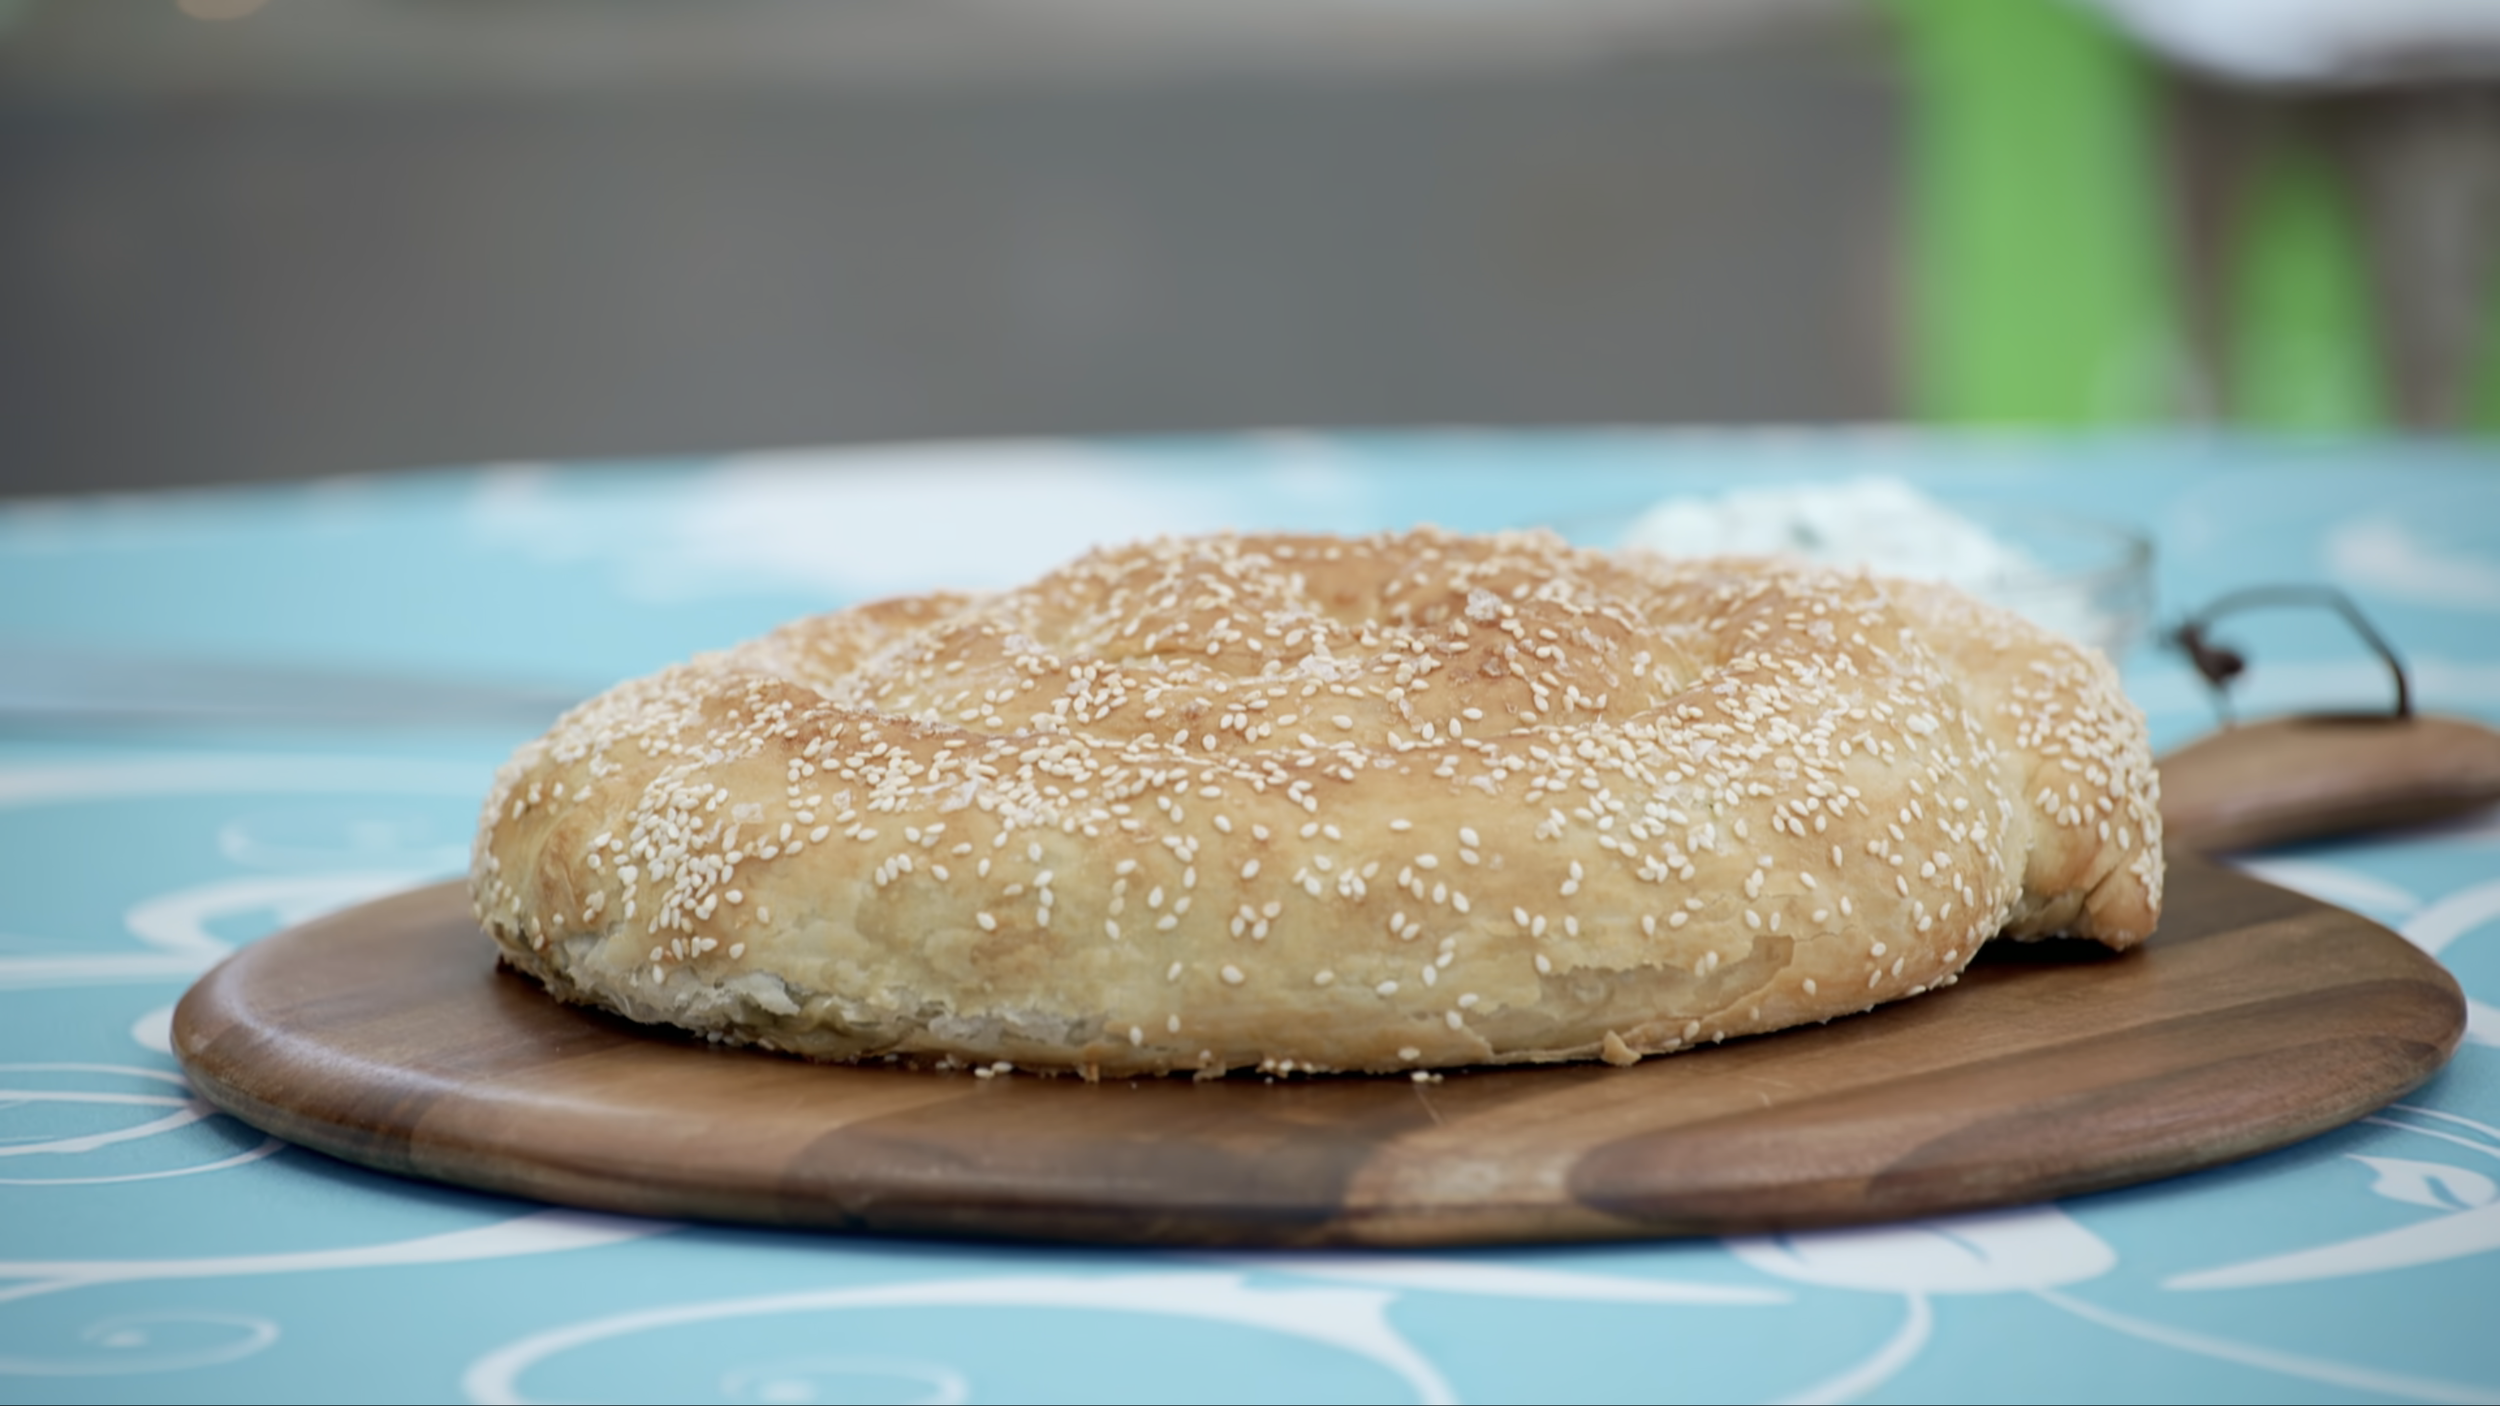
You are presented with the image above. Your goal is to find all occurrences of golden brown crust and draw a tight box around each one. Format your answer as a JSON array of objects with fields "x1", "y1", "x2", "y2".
[{"x1": 471, "y1": 528, "x2": 2162, "y2": 1077}]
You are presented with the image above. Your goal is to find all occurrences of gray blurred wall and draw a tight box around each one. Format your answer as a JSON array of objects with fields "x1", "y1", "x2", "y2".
[{"x1": 0, "y1": 0, "x2": 1900, "y2": 495}]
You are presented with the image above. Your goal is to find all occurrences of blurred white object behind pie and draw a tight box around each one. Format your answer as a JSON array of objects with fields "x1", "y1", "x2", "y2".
[{"x1": 1618, "y1": 477, "x2": 2152, "y2": 657}]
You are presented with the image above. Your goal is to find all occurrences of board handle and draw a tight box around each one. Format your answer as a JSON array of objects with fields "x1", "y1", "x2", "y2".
[{"x1": 2157, "y1": 585, "x2": 2500, "y2": 851}]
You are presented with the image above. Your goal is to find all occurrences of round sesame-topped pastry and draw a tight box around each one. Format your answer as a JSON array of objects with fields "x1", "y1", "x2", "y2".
[{"x1": 471, "y1": 527, "x2": 2163, "y2": 1078}]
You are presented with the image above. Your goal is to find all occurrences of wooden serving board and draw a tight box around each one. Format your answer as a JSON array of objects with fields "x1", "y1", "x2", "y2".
[{"x1": 173, "y1": 852, "x2": 2465, "y2": 1247}]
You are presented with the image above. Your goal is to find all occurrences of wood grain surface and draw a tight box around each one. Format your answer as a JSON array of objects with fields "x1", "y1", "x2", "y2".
[
  {"x1": 173, "y1": 851, "x2": 2465, "y2": 1247},
  {"x1": 2159, "y1": 714, "x2": 2500, "y2": 853}
]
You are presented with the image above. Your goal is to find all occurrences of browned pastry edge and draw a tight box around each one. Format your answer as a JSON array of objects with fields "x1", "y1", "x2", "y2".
[{"x1": 472, "y1": 528, "x2": 2163, "y2": 1078}]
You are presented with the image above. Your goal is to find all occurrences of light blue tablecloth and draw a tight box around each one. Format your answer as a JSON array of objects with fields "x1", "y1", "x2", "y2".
[{"x1": 4, "y1": 430, "x2": 2497, "y2": 1404}]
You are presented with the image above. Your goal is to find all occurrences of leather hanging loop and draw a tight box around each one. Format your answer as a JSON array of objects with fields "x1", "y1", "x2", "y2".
[{"x1": 2167, "y1": 584, "x2": 2412, "y2": 724}]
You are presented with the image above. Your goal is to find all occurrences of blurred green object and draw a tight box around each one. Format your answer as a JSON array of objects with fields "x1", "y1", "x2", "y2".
[
  {"x1": 2225, "y1": 140, "x2": 2385, "y2": 430},
  {"x1": 1889, "y1": 0, "x2": 2500, "y2": 435},
  {"x1": 2474, "y1": 266, "x2": 2500, "y2": 433},
  {"x1": 1889, "y1": 0, "x2": 2183, "y2": 425}
]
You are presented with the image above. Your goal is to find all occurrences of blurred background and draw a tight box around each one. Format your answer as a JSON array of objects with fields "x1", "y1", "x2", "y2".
[{"x1": 1, "y1": 0, "x2": 2494, "y2": 498}]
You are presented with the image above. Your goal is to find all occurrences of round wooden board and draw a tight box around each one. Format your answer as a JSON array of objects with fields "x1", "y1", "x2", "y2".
[{"x1": 174, "y1": 851, "x2": 2465, "y2": 1247}]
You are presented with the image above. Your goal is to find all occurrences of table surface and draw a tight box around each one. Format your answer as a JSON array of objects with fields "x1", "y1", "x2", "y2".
[{"x1": 4, "y1": 429, "x2": 2497, "y2": 1404}]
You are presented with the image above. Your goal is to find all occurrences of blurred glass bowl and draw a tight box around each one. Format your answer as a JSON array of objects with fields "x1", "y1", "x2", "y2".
[
  {"x1": 1939, "y1": 505, "x2": 2155, "y2": 659},
  {"x1": 1548, "y1": 500, "x2": 2155, "y2": 660}
]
